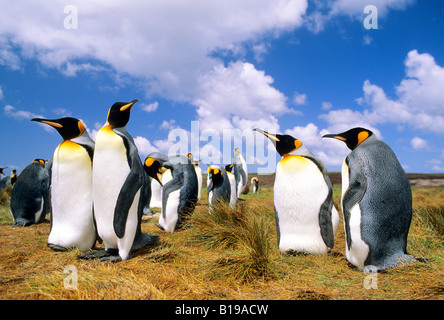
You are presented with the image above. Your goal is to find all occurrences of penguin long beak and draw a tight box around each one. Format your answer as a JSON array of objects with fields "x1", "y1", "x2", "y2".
[
  {"x1": 253, "y1": 128, "x2": 280, "y2": 142},
  {"x1": 322, "y1": 133, "x2": 347, "y2": 141},
  {"x1": 31, "y1": 118, "x2": 63, "y2": 128},
  {"x1": 120, "y1": 99, "x2": 139, "y2": 112}
]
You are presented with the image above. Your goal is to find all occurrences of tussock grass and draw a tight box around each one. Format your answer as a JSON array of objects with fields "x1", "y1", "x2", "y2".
[
  {"x1": 0, "y1": 183, "x2": 443, "y2": 300},
  {"x1": 186, "y1": 199, "x2": 279, "y2": 282}
]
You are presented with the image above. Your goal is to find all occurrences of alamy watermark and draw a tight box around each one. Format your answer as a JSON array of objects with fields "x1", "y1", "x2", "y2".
[
  {"x1": 165, "y1": 121, "x2": 278, "y2": 174},
  {"x1": 363, "y1": 5, "x2": 378, "y2": 30},
  {"x1": 64, "y1": 265, "x2": 78, "y2": 290},
  {"x1": 64, "y1": 5, "x2": 78, "y2": 30}
]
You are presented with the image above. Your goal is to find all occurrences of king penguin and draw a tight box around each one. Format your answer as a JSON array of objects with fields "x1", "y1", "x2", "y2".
[
  {"x1": 233, "y1": 148, "x2": 248, "y2": 197},
  {"x1": 10, "y1": 170, "x2": 17, "y2": 186},
  {"x1": 31, "y1": 117, "x2": 97, "y2": 252},
  {"x1": 323, "y1": 127, "x2": 416, "y2": 272},
  {"x1": 251, "y1": 177, "x2": 259, "y2": 194},
  {"x1": 188, "y1": 153, "x2": 203, "y2": 203},
  {"x1": 224, "y1": 164, "x2": 238, "y2": 208},
  {"x1": 207, "y1": 165, "x2": 231, "y2": 208},
  {"x1": 144, "y1": 152, "x2": 198, "y2": 232},
  {"x1": 10, "y1": 159, "x2": 51, "y2": 227},
  {"x1": 254, "y1": 128, "x2": 339, "y2": 255},
  {"x1": 0, "y1": 168, "x2": 11, "y2": 190},
  {"x1": 80, "y1": 99, "x2": 156, "y2": 262}
]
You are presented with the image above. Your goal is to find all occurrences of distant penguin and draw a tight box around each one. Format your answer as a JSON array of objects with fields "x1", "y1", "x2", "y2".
[
  {"x1": 144, "y1": 152, "x2": 198, "y2": 232},
  {"x1": 254, "y1": 128, "x2": 339, "y2": 255},
  {"x1": 251, "y1": 177, "x2": 259, "y2": 194},
  {"x1": 188, "y1": 153, "x2": 203, "y2": 203},
  {"x1": 31, "y1": 117, "x2": 97, "y2": 252},
  {"x1": 224, "y1": 164, "x2": 238, "y2": 208},
  {"x1": 10, "y1": 170, "x2": 17, "y2": 186},
  {"x1": 10, "y1": 159, "x2": 50, "y2": 226},
  {"x1": 0, "y1": 167, "x2": 11, "y2": 190},
  {"x1": 233, "y1": 148, "x2": 248, "y2": 197},
  {"x1": 79, "y1": 99, "x2": 156, "y2": 262},
  {"x1": 207, "y1": 165, "x2": 231, "y2": 207},
  {"x1": 323, "y1": 127, "x2": 416, "y2": 272}
]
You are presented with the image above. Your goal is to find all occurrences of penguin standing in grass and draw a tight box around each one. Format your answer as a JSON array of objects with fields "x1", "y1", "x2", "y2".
[
  {"x1": 224, "y1": 164, "x2": 238, "y2": 208},
  {"x1": 144, "y1": 152, "x2": 198, "y2": 232},
  {"x1": 10, "y1": 159, "x2": 51, "y2": 226},
  {"x1": 251, "y1": 177, "x2": 259, "y2": 194},
  {"x1": 79, "y1": 99, "x2": 156, "y2": 262},
  {"x1": 31, "y1": 117, "x2": 96, "y2": 252},
  {"x1": 207, "y1": 165, "x2": 231, "y2": 207},
  {"x1": 254, "y1": 128, "x2": 339, "y2": 255},
  {"x1": 0, "y1": 168, "x2": 11, "y2": 190},
  {"x1": 323, "y1": 127, "x2": 416, "y2": 272}
]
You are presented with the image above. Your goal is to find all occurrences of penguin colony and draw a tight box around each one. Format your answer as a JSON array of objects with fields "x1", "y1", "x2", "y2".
[{"x1": 5, "y1": 101, "x2": 418, "y2": 271}]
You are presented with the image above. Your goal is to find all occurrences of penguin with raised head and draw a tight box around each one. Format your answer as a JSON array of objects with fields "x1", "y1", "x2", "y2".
[
  {"x1": 323, "y1": 127, "x2": 416, "y2": 272},
  {"x1": 79, "y1": 99, "x2": 156, "y2": 262},
  {"x1": 31, "y1": 117, "x2": 96, "y2": 252},
  {"x1": 10, "y1": 159, "x2": 50, "y2": 226},
  {"x1": 254, "y1": 128, "x2": 339, "y2": 255},
  {"x1": 251, "y1": 177, "x2": 259, "y2": 194},
  {"x1": 233, "y1": 148, "x2": 248, "y2": 197},
  {"x1": 144, "y1": 152, "x2": 198, "y2": 232},
  {"x1": 207, "y1": 165, "x2": 231, "y2": 207},
  {"x1": 224, "y1": 164, "x2": 238, "y2": 208},
  {"x1": 188, "y1": 153, "x2": 203, "y2": 203}
]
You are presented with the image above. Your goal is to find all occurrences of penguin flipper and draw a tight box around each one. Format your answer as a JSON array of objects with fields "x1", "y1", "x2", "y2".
[
  {"x1": 318, "y1": 192, "x2": 335, "y2": 249},
  {"x1": 113, "y1": 169, "x2": 143, "y2": 239}
]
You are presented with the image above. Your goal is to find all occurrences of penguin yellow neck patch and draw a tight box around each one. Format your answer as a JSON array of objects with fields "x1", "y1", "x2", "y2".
[{"x1": 279, "y1": 154, "x2": 309, "y2": 171}]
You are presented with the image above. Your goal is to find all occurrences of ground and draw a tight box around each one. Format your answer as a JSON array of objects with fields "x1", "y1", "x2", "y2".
[{"x1": 0, "y1": 173, "x2": 443, "y2": 300}]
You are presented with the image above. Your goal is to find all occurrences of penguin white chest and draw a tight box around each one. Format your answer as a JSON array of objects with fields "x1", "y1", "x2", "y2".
[
  {"x1": 341, "y1": 159, "x2": 369, "y2": 271},
  {"x1": 274, "y1": 155, "x2": 329, "y2": 254},
  {"x1": 93, "y1": 127, "x2": 131, "y2": 245},
  {"x1": 49, "y1": 141, "x2": 94, "y2": 251}
]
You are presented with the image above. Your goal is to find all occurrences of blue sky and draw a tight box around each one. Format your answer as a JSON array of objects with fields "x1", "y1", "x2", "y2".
[{"x1": 1, "y1": 0, "x2": 444, "y2": 174}]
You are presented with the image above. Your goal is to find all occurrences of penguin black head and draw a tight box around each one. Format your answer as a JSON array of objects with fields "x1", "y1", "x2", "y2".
[
  {"x1": 208, "y1": 166, "x2": 223, "y2": 191},
  {"x1": 253, "y1": 128, "x2": 302, "y2": 157},
  {"x1": 0, "y1": 167, "x2": 6, "y2": 175},
  {"x1": 144, "y1": 156, "x2": 164, "y2": 186},
  {"x1": 322, "y1": 127, "x2": 373, "y2": 150},
  {"x1": 224, "y1": 164, "x2": 234, "y2": 173},
  {"x1": 31, "y1": 117, "x2": 86, "y2": 141},
  {"x1": 106, "y1": 99, "x2": 138, "y2": 128},
  {"x1": 32, "y1": 159, "x2": 46, "y2": 168}
]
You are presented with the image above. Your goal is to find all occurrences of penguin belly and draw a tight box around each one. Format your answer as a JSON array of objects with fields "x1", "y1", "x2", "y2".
[
  {"x1": 341, "y1": 160, "x2": 369, "y2": 271},
  {"x1": 227, "y1": 172, "x2": 237, "y2": 208},
  {"x1": 274, "y1": 155, "x2": 330, "y2": 254},
  {"x1": 158, "y1": 189, "x2": 180, "y2": 232},
  {"x1": 49, "y1": 141, "x2": 95, "y2": 251},
  {"x1": 93, "y1": 128, "x2": 139, "y2": 259},
  {"x1": 150, "y1": 179, "x2": 162, "y2": 208}
]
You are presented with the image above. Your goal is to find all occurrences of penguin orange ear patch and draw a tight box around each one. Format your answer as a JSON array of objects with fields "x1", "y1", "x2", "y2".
[
  {"x1": 357, "y1": 131, "x2": 370, "y2": 146},
  {"x1": 145, "y1": 158, "x2": 156, "y2": 167},
  {"x1": 294, "y1": 140, "x2": 302, "y2": 149}
]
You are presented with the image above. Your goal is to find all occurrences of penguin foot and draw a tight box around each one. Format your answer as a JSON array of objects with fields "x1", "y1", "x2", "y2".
[
  {"x1": 47, "y1": 243, "x2": 69, "y2": 252},
  {"x1": 77, "y1": 249, "x2": 118, "y2": 260}
]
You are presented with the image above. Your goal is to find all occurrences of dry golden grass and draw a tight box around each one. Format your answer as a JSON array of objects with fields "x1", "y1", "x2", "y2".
[{"x1": 0, "y1": 182, "x2": 443, "y2": 300}]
